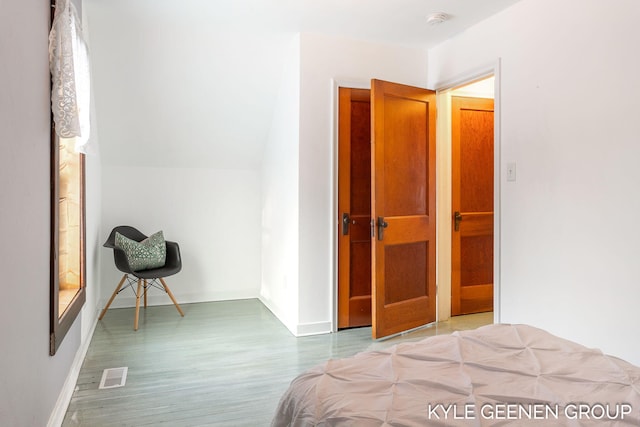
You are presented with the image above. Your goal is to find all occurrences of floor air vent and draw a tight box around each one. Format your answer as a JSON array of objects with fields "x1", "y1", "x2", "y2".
[{"x1": 99, "y1": 367, "x2": 128, "y2": 389}]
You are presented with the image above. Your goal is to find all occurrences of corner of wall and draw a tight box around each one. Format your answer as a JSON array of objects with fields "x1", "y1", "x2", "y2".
[{"x1": 259, "y1": 30, "x2": 301, "y2": 337}]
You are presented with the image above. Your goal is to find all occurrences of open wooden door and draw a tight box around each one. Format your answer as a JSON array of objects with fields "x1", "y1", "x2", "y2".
[
  {"x1": 371, "y1": 79, "x2": 437, "y2": 339},
  {"x1": 451, "y1": 96, "x2": 494, "y2": 315}
]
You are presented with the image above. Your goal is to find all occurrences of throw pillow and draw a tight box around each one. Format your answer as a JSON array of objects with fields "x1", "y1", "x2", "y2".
[{"x1": 115, "y1": 230, "x2": 166, "y2": 271}]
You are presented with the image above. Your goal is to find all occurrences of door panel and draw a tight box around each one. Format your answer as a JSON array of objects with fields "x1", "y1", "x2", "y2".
[
  {"x1": 371, "y1": 79, "x2": 436, "y2": 339},
  {"x1": 381, "y1": 96, "x2": 428, "y2": 217},
  {"x1": 451, "y1": 96, "x2": 494, "y2": 316},
  {"x1": 338, "y1": 88, "x2": 372, "y2": 328},
  {"x1": 384, "y1": 242, "x2": 427, "y2": 304}
]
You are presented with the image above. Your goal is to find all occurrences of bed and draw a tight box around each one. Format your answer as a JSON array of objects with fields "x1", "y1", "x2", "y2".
[{"x1": 272, "y1": 324, "x2": 640, "y2": 426}]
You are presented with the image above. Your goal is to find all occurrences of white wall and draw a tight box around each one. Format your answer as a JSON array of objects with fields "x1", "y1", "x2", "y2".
[
  {"x1": 260, "y1": 35, "x2": 301, "y2": 333},
  {"x1": 261, "y1": 33, "x2": 429, "y2": 335},
  {"x1": 81, "y1": 155, "x2": 102, "y2": 345},
  {"x1": 0, "y1": 1, "x2": 101, "y2": 425},
  {"x1": 81, "y1": 0, "x2": 103, "y2": 350},
  {"x1": 85, "y1": 0, "x2": 265, "y2": 308},
  {"x1": 429, "y1": 0, "x2": 640, "y2": 365},
  {"x1": 101, "y1": 166, "x2": 262, "y2": 307},
  {"x1": 83, "y1": 0, "x2": 287, "y2": 170},
  {"x1": 296, "y1": 33, "x2": 429, "y2": 333}
]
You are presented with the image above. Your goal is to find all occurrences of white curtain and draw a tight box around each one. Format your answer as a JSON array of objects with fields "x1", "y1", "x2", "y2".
[{"x1": 49, "y1": 0, "x2": 94, "y2": 154}]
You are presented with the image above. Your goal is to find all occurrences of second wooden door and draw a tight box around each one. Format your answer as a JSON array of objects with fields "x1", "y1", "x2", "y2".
[
  {"x1": 337, "y1": 87, "x2": 372, "y2": 328},
  {"x1": 451, "y1": 96, "x2": 494, "y2": 316}
]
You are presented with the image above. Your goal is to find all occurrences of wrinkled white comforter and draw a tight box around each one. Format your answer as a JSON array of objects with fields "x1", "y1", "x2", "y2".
[{"x1": 272, "y1": 324, "x2": 640, "y2": 426}]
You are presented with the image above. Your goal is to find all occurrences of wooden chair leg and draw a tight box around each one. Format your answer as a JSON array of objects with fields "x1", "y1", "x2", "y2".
[
  {"x1": 134, "y1": 279, "x2": 142, "y2": 331},
  {"x1": 99, "y1": 274, "x2": 127, "y2": 320},
  {"x1": 159, "y1": 277, "x2": 185, "y2": 317}
]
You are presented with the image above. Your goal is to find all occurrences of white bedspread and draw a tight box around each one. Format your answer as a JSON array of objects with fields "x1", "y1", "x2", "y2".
[{"x1": 272, "y1": 324, "x2": 640, "y2": 426}]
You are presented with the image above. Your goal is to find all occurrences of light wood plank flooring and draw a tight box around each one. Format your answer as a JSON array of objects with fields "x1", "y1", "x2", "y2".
[{"x1": 63, "y1": 299, "x2": 491, "y2": 426}]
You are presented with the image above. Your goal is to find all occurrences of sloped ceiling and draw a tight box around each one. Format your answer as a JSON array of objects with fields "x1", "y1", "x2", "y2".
[{"x1": 84, "y1": 0, "x2": 521, "y2": 169}]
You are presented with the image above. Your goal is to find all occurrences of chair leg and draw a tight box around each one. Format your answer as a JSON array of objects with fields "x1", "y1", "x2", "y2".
[
  {"x1": 134, "y1": 279, "x2": 142, "y2": 331},
  {"x1": 99, "y1": 274, "x2": 127, "y2": 320},
  {"x1": 143, "y1": 279, "x2": 148, "y2": 308},
  {"x1": 159, "y1": 277, "x2": 185, "y2": 317}
]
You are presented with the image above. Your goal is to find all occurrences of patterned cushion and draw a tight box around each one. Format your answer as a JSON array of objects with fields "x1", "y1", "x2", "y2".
[{"x1": 115, "y1": 230, "x2": 166, "y2": 271}]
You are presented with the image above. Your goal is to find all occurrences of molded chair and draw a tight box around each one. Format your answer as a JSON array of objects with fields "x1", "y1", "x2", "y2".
[{"x1": 99, "y1": 226, "x2": 184, "y2": 330}]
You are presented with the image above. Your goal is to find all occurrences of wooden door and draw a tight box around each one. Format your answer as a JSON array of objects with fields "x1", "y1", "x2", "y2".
[
  {"x1": 337, "y1": 88, "x2": 372, "y2": 328},
  {"x1": 371, "y1": 79, "x2": 437, "y2": 339},
  {"x1": 451, "y1": 96, "x2": 494, "y2": 315}
]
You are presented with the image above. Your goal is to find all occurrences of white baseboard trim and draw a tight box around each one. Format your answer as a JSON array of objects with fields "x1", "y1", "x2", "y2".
[
  {"x1": 101, "y1": 289, "x2": 260, "y2": 309},
  {"x1": 258, "y1": 294, "x2": 297, "y2": 336},
  {"x1": 296, "y1": 321, "x2": 332, "y2": 337},
  {"x1": 258, "y1": 294, "x2": 332, "y2": 337},
  {"x1": 47, "y1": 307, "x2": 99, "y2": 427}
]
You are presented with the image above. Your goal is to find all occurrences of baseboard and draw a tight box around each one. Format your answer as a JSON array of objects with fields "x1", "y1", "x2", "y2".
[
  {"x1": 258, "y1": 294, "x2": 297, "y2": 336},
  {"x1": 102, "y1": 289, "x2": 260, "y2": 309},
  {"x1": 258, "y1": 294, "x2": 332, "y2": 337},
  {"x1": 295, "y1": 320, "x2": 332, "y2": 336},
  {"x1": 47, "y1": 307, "x2": 99, "y2": 427}
]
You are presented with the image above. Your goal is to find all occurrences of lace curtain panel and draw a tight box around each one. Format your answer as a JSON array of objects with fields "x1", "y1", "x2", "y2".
[{"x1": 49, "y1": 0, "x2": 93, "y2": 154}]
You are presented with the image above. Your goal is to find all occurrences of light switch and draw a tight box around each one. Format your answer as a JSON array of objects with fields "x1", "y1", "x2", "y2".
[{"x1": 506, "y1": 162, "x2": 516, "y2": 182}]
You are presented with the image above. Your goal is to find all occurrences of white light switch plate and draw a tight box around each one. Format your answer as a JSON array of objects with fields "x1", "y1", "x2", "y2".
[{"x1": 506, "y1": 162, "x2": 516, "y2": 182}]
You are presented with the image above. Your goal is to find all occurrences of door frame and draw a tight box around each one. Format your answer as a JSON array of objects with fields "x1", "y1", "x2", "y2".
[
  {"x1": 330, "y1": 59, "x2": 503, "y2": 332},
  {"x1": 331, "y1": 79, "x2": 371, "y2": 332},
  {"x1": 432, "y1": 59, "x2": 502, "y2": 325}
]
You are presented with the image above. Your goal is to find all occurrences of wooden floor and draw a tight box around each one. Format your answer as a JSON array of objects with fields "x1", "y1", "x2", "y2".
[{"x1": 63, "y1": 299, "x2": 492, "y2": 426}]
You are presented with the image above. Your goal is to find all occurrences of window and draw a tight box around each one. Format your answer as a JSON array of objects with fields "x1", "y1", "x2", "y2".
[
  {"x1": 50, "y1": 133, "x2": 86, "y2": 355},
  {"x1": 49, "y1": 0, "x2": 89, "y2": 356}
]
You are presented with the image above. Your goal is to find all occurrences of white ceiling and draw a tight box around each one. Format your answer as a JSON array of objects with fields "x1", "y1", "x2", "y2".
[
  {"x1": 85, "y1": 0, "x2": 521, "y2": 169},
  {"x1": 117, "y1": 0, "x2": 523, "y2": 49}
]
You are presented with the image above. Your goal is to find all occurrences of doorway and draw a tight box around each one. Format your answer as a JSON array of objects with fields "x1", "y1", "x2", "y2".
[
  {"x1": 336, "y1": 80, "x2": 437, "y2": 338},
  {"x1": 337, "y1": 87, "x2": 372, "y2": 329},
  {"x1": 335, "y1": 74, "x2": 499, "y2": 332},
  {"x1": 441, "y1": 76, "x2": 496, "y2": 318},
  {"x1": 451, "y1": 95, "x2": 494, "y2": 315}
]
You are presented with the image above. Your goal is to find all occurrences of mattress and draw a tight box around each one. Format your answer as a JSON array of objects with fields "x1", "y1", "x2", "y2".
[{"x1": 272, "y1": 324, "x2": 640, "y2": 426}]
